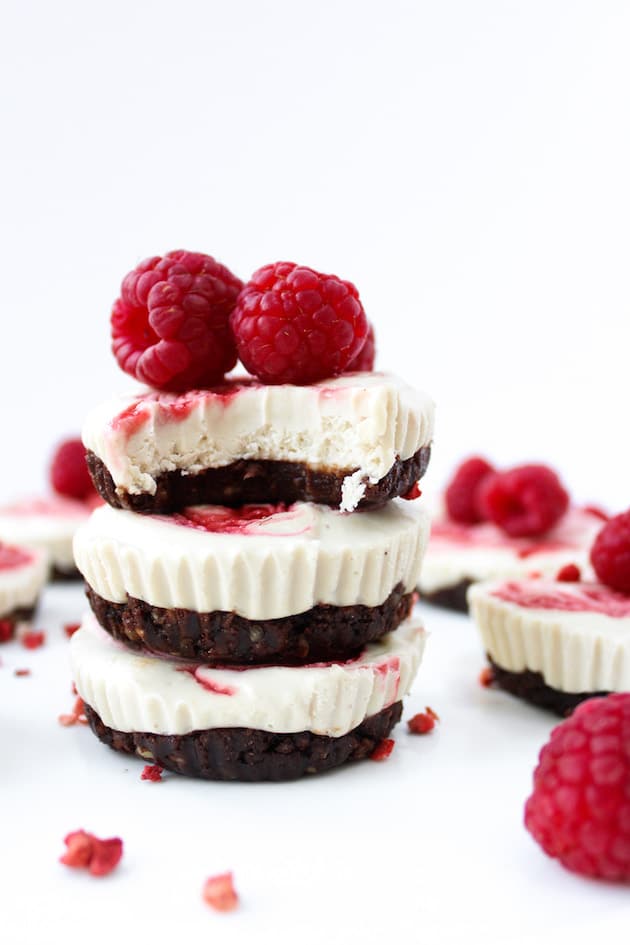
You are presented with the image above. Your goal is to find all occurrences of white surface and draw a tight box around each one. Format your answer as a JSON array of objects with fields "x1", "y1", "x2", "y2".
[
  {"x1": 1, "y1": 2, "x2": 630, "y2": 942},
  {"x1": 1, "y1": 584, "x2": 628, "y2": 945},
  {"x1": 1, "y1": 1, "x2": 629, "y2": 510}
]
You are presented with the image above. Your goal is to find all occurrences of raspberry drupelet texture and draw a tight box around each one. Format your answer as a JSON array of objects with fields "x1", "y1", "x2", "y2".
[
  {"x1": 347, "y1": 322, "x2": 375, "y2": 371},
  {"x1": 111, "y1": 251, "x2": 242, "y2": 391},
  {"x1": 230, "y1": 262, "x2": 368, "y2": 384},
  {"x1": 524, "y1": 693, "x2": 630, "y2": 882},
  {"x1": 445, "y1": 456, "x2": 495, "y2": 524},
  {"x1": 478, "y1": 464, "x2": 569, "y2": 538},
  {"x1": 591, "y1": 511, "x2": 630, "y2": 594},
  {"x1": 50, "y1": 438, "x2": 96, "y2": 501}
]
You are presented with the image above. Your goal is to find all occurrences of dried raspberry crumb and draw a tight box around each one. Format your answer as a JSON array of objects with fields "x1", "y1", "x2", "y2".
[
  {"x1": 591, "y1": 510, "x2": 630, "y2": 594},
  {"x1": 230, "y1": 261, "x2": 368, "y2": 384},
  {"x1": 50, "y1": 438, "x2": 96, "y2": 501},
  {"x1": 401, "y1": 483, "x2": 422, "y2": 501},
  {"x1": 407, "y1": 707, "x2": 439, "y2": 734},
  {"x1": 0, "y1": 620, "x2": 14, "y2": 643},
  {"x1": 478, "y1": 464, "x2": 569, "y2": 537},
  {"x1": 202, "y1": 872, "x2": 239, "y2": 912},
  {"x1": 60, "y1": 830, "x2": 123, "y2": 877},
  {"x1": 525, "y1": 693, "x2": 630, "y2": 881},
  {"x1": 556, "y1": 563, "x2": 581, "y2": 582},
  {"x1": 21, "y1": 630, "x2": 45, "y2": 650},
  {"x1": 445, "y1": 456, "x2": 495, "y2": 524},
  {"x1": 141, "y1": 764, "x2": 163, "y2": 782},
  {"x1": 479, "y1": 666, "x2": 495, "y2": 688},
  {"x1": 58, "y1": 696, "x2": 88, "y2": 727},
  {"x1": 14, "y1": 668, "x2": 31, "y2": 677},
  {"x1": 64, "y1": 623, "x2": 81, "y2": 638},
  {"x1": 370, "y1": 738, "x2": 395, "y2": 761}
]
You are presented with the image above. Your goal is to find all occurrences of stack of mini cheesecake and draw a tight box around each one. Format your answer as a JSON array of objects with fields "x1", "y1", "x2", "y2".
[{"x1": 71, "y1": 371, "x2": 435, "y2": 780}]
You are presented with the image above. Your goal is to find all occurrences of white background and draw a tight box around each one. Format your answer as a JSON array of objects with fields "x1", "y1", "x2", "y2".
[{"x1": 1, "y1": 2, "x2": 629, "y2": 942}]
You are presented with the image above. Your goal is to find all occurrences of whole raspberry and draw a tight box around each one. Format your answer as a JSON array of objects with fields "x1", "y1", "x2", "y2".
[
  {"x1": 111, "y1": 251, "x2": 242, "y2": 391},
  {"x1": 524, "y1": 694, "x2": 630, "y2": 882},
  {"x1": 478, "y1": 464, "x2": 569, "y2": 537},
  {"x1": 444, "y1": 456, "x2": 495, "y2": 524},
  {"x1": 591, "y1": 511, "x2": 630, "y2": 593},
  {"x1": 50, "y1": 438, "x2": 96, "y2": 501},
  {"x1": 230, "y1": 262, "x2": 368, "y2": 384},
  {"x1": 347, "y1": 322, "x2": 375, "y2": 372}
]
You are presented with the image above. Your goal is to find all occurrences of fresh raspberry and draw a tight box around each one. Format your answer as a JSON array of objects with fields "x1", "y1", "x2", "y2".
[
  {"x1": 524, "y1": 693, "x2": 630, "y2": 881},
  {"x1": 60, "y1": 829, "x2": 123, "y2": 877},
  {"x1": 346, "y1": 322, "x2": 375, "y2": 372},
  {"x1": 370, "y1": 738, "x2": 395, "y2": 761},
  {"x1": 64, "y1": 623, "x2": 81, "y2": 638},
  {"x1": 591, "y1": 511, "x2": 630, "y2": 594},
  {"x1": 479, "y1": 666, "x2": 495, "y2": 688},
  {"x1": 230, "y1": 262, "x2": 368, "y2": 384},
  {"x1": 50, "y1": 438, "x2": 96, "y2": 501},
  {"x1": 111, "y1": 251, "x2": 242, "y2": 392},
  {"x1": 202, "y1": 872, "x2": 239, "y2": 912},
  {"x1": 445, "y1": 456, "x2": 495, "y2": 524},
  {"x1": 0, "y1": 620, "x2": 14, "y2": 643},
  {"x1": 556, "y1": 563, "x2": 581, "y2": 582},
  {"x1": 478, "y1": 464, "x2": 569, "y2": 537}
]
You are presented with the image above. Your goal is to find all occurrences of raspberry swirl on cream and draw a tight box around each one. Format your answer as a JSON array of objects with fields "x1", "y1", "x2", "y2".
[
  {"x1": 0, "y1": 497, "x2": 92, "y2": 575},
  {"x1": 0, "y1": 542, "x2": 48, "y2": 622},
  {"x1": 71, "y1": 614, "x2": 426, "y2": 737},
  {"x1": 419, "y1": 506, "x2": 605, "y2": 600},
  {"x1": 468, "y1": 577, "x2": 630, "y2": 695},
  {"x1": 73, "y1": 499, "x2": 430, "y2": 619},
  {"x1": 82, "y1": 372, "x2": 435, "y2": 512}
]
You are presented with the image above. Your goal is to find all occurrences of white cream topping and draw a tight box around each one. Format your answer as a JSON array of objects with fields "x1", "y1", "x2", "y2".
[
  {"x1": 0, "y1": 547, "x2": 48, "y2": 616},
  {"x1": 81, "y1": 372, "x2": 435, "y2": 511},
  {"x1": 418, "y1": 508, "x2": 603, "y2": 595},
  {"x1": 71, "y1": 613, "x2": 426, "y2": 736},
  {"x1": 468, "y1": 579, "x2": 630, "y2": 693},
  {"x1": 0, "y1": 498, "x2": 90, "y2": 572},
  {"x1": 73, "y1": 500, "x2": 430, "y2": 619}
]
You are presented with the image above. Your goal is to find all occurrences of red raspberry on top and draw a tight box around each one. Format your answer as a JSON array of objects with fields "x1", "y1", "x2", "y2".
[
  {"x1": 230, "y1": 262, "x2": 368, "y2": 384},
  {"x1": 347, "y1": 322, "x2": 375, "y2": 372},
  {"x1": 111, "y1": 251, "x2": 242, "y2": 391},
  {"x1": 524, "y1": 693, "x2": 630, "y2": 882},
  {"x1": 591, "y1": 510, "x2": 630, "y2": 594},
  {"x1": 50, "y1": 438, "x2": 96, "y2": 501},
  {"x1": 445, "y1": 456, "x2": 495, "y2": 524},
  {"x1": 478, "y1": 464, "x2": 569, "y2": 538}
]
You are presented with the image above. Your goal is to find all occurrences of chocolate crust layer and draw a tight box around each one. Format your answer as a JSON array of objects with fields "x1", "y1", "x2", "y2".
[
  {"x1": 86, "y1": 445, "x2": 431, "y2": 514},
  {"x1": 51, "y1": 565, "x2": 82, "y2": 582},
  {"x1": 86, "y1": 583, "x2": 413, "y2": 664},
  {"x1": 0, "y1": 603, "x2": 38, "y2": 640},
  {"x1": 83, "y1": 700, "x2": 403, "y2": 781},
  {"x1": 488, "y1": 657, "x2": 609, "y2": 717},
  {"x1": 420, "y1": 579, "x2": 472, "y2": 613}
]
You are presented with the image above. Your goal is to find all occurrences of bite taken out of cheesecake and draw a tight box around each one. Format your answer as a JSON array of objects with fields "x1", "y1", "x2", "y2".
[{"x1": 82, "y1": 372, "x2": 435, "y2": 515}]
